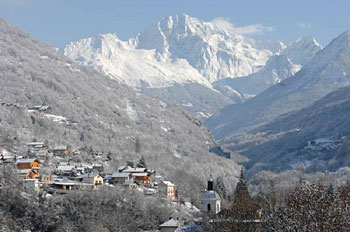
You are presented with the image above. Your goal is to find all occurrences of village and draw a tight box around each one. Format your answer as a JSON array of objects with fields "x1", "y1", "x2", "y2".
[{"x1": 0, "y1": 137, "x2": 263, "y2": 232}]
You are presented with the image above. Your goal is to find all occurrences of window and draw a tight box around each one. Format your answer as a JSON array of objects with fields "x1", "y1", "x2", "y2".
[{"x1": 207, "y1": 203, "x2": 211, "y2": 212}]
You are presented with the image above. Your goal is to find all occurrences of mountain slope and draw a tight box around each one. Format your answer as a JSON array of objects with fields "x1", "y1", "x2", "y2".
[
  {"x1": 281, "y1": 36, "x2": 322, "y2": 66},
  {"x1": 212, "y1": 37, "x2": 322, "y2": 98},
  {"x1": 206, "y1": 30, "x2": 350, "y2": 140},
  {"x1": 226, "y1": 85, "x2": 350, "y2": 174},
  {"x1": 141, "y1": 83, "x2": 235, "y2": 119},
  {"x1": 213, "y1": 54, "x2": 300, "y2": 97},
  {"x1": 0, "y1": 19, "x2": 240, "y2": 197}
]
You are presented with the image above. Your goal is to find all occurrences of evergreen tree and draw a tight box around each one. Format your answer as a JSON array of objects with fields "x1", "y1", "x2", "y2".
[
  {"x1": 231, "y1": 168, "x2": 260, "y2": 220},
  {"x1": 214, "y1": 176, "x2": 227, "y2": 200},
  {"x1": 135, "y1": 137, "x2": 141, "y2": 153},
  {"x1": 137, "y1": 156, "x2": 147, "y2": 168}
]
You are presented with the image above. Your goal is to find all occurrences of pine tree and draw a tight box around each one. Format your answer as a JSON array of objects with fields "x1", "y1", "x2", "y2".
[
  {"x1": 214, "y1": 176, "x2": 227, "y2": 200},
  {"x1": 137, "y1": 156, "x2": 147, "y2": 168},
  {"x1": 231, "y1": 168, "x2": 260, "y2": 220},
  {"x1": 135, "y1": 137, "x2": 141, "y2": 153}
]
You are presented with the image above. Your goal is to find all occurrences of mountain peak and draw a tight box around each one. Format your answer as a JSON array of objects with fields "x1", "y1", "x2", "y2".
[
  {"x1": 304, "y1": 30, "x2": 350, "y2": 71},
  {"x1": 281, "y1": 36, "x2": 322, "y2": 66}
]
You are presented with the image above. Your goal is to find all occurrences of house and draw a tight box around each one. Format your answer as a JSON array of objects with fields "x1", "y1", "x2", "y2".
[
  {"x1": 27, "y1": 142, "x2": 46, "y2": 151},
  {"x1": 17, "y1": 169, "x2": 40, "y2": 179},
  {"x1": 16, "y1": 158, "x2": 40, "y2": 170},
  {"x1": 47, "y1": 182, "x2": 94, "y2": 194},
  {"x1": 92, "y1": 163, "x2": 103, "y2": 172},
  {"x1": 22, "y1": 179, "x2": 40, "y2": 192},
  {"x1": 131, "y1": 173, "x2": 151, "y2": 185},
  {"x1": 159, "y1": 218, "x2": 180, "y2": 232},
  {"x1": 123, "y1": 179, "x2": 141, "y2": 189},
  {"x1": 81, "y1": 172, "x2": 104, "y2": 186},
  {"x1": 122, "y1": 167, "x2": 147, "y2": 173},
  {"x1": 118, "y1": 165, "x2": 130, "y2": 173},
  {"x1": 72, "y1": 149, "x2": 82, "y2": 156},
  {"x1": 40, "y1": 175, "x2": 52, "y2": 182},
  {"x1": 53, "y1": 145, "x2": 69, "y2": 157},
  {"x1": 110, "y1": 172, "x2": 132, "y2": 185},
  {"x1": 55, "y1": 165, "x2": 76, "y2": 176},
  {"x1": 161, "y1": 181, "x2": 178, "y2": 201}
]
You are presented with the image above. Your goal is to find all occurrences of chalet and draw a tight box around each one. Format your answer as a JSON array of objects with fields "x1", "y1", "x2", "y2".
[
  {"x1": 17, "y1": 169, "x2": 40, "y2": 179},
  {"x1": 55, "y1": 165, "x2": 76, "y2": 176},
  {"x1": 27, "y1": 142, "x2": 46, "y2": 151},
  {"x1": 118, "y1": 165, "x2": 130, "y2": 173},
  {"x1": 81, "y1": 172, "x2": 104, "y2": 187},
  {"x1": 122, "y1": 167, "x2": 147, "y2": 173},
  {"x1": 39, "y1": 175, "x2": 52, "y2": 182},
  {"x1": 53, "y1": 145, "x2": 69, "y2": 157},
  {"x1": 131, "y1": 173, "x2": 151, "y2": 185},
  {"x1": 16, "y1": 158, "x2": 40, "y2": 170},
  {"x1": 110, "y1": 172, "x2": 132, "y2": 185},
  {"x1": 72, "y1": 149, "x2": 82, "y2": 156},
  {"x1": 36, "y1": 150, "x2": 51, "y2": 159},
  {"x1": 123, "y1": 179, "x2": 141, "y2": 190},
  {"x1": 161, "y1": 181, "x2": 178, "y2": 201},
  {"x1": 159, "y1": 219, "x2": 180, "y2": 232},
  {"x1": 0, "y1": 153, "x2": 19, "y2": 164},
  {"x1": 47, "y1": 182, "x2": 94, "y2": 194},
  {"x1": 92, "y1": 163, "x2": 103, "y2": 172}
]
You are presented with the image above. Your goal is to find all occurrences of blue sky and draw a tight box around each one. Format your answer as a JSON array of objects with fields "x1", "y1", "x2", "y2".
[{"x1": 1, "y1": 0, "x2": 349, "y2": 48}]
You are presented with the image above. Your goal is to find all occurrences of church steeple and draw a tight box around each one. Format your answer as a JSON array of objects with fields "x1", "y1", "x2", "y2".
[
  {"x1": 201, "y1": 175, "x2": 221, "y2": 214},
  {"x1": 207, "y1": 174, "x2": 214, "y2": 191}
]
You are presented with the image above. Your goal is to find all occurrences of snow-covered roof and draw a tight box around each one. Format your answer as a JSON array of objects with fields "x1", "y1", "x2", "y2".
[
  {"x1": 56, "y1": 165, "x2": 75, "y2": 171},
  {"x1": 131, "y1": 173, "x2": 149, "y2": 177},
  {"x1": 82, "y1": 172, "x2": 101, "y2": 178},
  {"x1": 123, "y1": 167, "x2": 147, "y2": 173},
  {"x1": 54, "y1": 145, "x2": 68, "y2": 150},
  {"x1": 112, "y1": 172, "x2": 130, "y2": 178},
  {"x1": 16, "y1": 158, "x2": 40, "y2": 164},
  {"x1": 162, "y1": 181, "x2": 175, "y2": 187},
  {"x1": 160, "y1": 219, "x2": 179, "y2": 228},
  {"x1": 104, "y1": 175, "x2": 112, "y2": 180},
  {"x1": 27, "y1": 142, "x2": 44, "y2": 146},
  {"x1": 123, "y1": 180, "x2": 140, "y2": 186},
  {"x1": 201, "y1": 190, "x2": 221, "y2": 201},
  {"x1": 17, "y1": 169, "x2": 33, "y2": 174}
]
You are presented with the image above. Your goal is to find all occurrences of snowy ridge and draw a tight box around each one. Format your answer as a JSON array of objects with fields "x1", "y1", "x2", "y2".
[
  {"x1": 64, "y1": 33, "x2": 211, "y2": 89},
  {"x1": 206, "y1": 30, "x2": 350, "y2": 140},
  {"x1": 64, "y1": 14, "x2": 284, "y2": 89}
]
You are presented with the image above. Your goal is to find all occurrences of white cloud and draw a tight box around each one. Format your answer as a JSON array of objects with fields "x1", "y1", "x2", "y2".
[
  {"x1": 296, "y1": 21, "x2": 312, "y2": 29},
  {"x1": 210, "y1": 17, "x2": 275, "y2": 35}
]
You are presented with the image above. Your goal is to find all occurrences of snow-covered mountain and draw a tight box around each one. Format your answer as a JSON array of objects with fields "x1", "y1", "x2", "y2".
[
  {"x1": 136, "y1": 14, "x2": 283, "y2": 83},
  {"x1": 281, "y1": 36, "x2": 322, "y2": 66},
  {"x1": 213, "y1": 54, "x2": 301, "y2": 97},
  {"x1": 64, "y1": 14, "x2": 324, "y2": 120},
  {"x1": 64, "y1": 14, "x2": 282, "y2": 89},
  {"x1": 213, "y1": 37, "x2": 322, "y2": 97},
  {"x1": 206, "y1": 30, "x2": 350, "y2": 139}
]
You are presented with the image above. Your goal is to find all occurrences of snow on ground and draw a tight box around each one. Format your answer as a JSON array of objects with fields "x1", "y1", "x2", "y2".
[
  {"x1": 43, "y1": 114, "x2": 67, "y2": 123},
  {"x1": 196, "y1": 112, "x2": 212, "y2": 118},
  {"x1": 125, "y1": 99, "x2": 139, "y2": 122},
  {"x1": 182, "y1": 102, "x2": 193, "y2": 107}
]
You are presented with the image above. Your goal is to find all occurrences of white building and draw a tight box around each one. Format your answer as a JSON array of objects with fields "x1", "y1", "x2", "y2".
[{"x1": 200, "y1": 176, "x2": 221, "y2": 214}]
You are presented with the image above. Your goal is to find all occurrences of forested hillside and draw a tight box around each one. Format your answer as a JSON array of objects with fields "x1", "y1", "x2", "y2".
[{"x1": 0, "y1": 19, "x2": 240, "y2": 200}]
